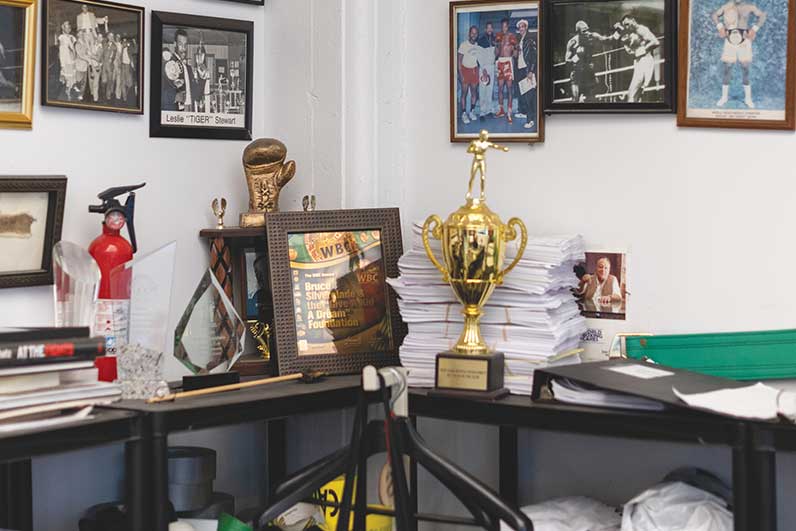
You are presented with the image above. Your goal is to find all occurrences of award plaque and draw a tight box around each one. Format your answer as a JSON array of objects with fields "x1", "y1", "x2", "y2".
[{"x1": 423, "y1": 130, "x2": 527, "y2": 399}]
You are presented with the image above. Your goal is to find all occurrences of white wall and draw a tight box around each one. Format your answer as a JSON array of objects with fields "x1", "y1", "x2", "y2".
[
  {"x1": 378, "y1": 1, "x2": 796, "y2": 529},
  {"x1": 1, "y1": 0, "x2": 352, "y2": 528}
]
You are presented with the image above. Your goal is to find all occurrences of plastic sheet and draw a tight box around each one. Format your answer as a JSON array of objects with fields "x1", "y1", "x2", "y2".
[{"x1": 621, "y1": 481, "x2": 733, "y2": 531}]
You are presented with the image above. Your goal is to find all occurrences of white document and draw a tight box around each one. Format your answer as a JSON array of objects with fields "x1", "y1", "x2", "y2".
[
  {"x1": 606, "y1": 365, "x2": 674, "y2": 379},
  {"x1": 518, "y1": 75, "x2": 536, "y2": 95},
  {"x1": 552, "y1": 379, "x2": 665, "y2": 411},
  {"x1": 672, "y1": 382, "x2": 796, "y2": 421}
]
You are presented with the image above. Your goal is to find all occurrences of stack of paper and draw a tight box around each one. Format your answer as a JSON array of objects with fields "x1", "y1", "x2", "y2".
[{"x1": 388, "y1": 222, "x2": 587, "y2": 395}]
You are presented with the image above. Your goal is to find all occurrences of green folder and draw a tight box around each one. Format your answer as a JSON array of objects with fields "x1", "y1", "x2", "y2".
[{"x1": 624, "y1": 329, "x2": 796, "y2": 380}]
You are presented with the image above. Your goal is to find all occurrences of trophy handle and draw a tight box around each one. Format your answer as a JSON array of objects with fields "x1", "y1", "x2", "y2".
[
  {"x1": 422, "y1": 214, "x2": 449, "y2": 281},
  {"x1": 498, "y1": 217, "x2": 528, "y2": 283}
]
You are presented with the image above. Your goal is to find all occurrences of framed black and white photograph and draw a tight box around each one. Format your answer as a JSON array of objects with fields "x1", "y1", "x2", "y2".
[
  {"x1": 450, "y1": 0, "x2": 544, "y2": 143},
  {"x1": 0, "y1": 0, "x2": 37, "y2": 129},
  {"x1": 0, "y1": 176, "x2": 66, "y2": 289},
  {"x1": 544, "y1": 0, "x2": 676, "y2": 113},
  {"x1": 150, "y1": 11, "x2": 253, "y2": 140},
  {"x1": 266, "y1": 209, "x2": 406, "y2": 376},
  {"x1": 41, "y1": 0, "x2": 144, "y2": 114}
]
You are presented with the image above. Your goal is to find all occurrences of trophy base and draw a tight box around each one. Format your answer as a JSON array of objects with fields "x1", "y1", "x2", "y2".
[
  {"x1": 239, "y1": 212, "x2": 266, "y2": 227},
  {"x1": 182, "y1": 371, "x2": 240, "y2": 392},
  {"x1": 434, "y1": 350, "x2": 506, "y2": 397}
]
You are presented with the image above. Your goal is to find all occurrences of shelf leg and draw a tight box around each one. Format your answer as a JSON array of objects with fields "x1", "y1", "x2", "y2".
[{"x1": 499, "y1": 425, "x2": 519, "y2": 507}]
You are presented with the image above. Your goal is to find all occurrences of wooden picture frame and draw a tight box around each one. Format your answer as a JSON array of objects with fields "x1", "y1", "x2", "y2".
[
  {"x1": 543, "y1": 0, "x2": 677, "y2": 113},
  {"x1": 150, "y1": 11, "x2": 253, "y2": 140},
  {"x1": 266, "y1": 208, "x2": 406, "y2": 376},
  {"x1": 677, "y1": 0, "x2": 796, "y2": 129},
  {"x1": 450, "y1": 0, "x2": 544, "y2": 143},
  {"x1": 0, "y1": 176, "x2": 66, "y2": 288},
  {"x1": 0, "y1": 0, "x2": 37, "y2": 129},
  {"x1": 41, "y1": 0, "x2": 145, "y2": 114}
]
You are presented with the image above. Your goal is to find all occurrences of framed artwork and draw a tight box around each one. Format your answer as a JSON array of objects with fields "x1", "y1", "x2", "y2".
[
  {"x1": 0, "y1": 176, "x2": 66, "y2": 288},
  {"x1": 0, "y1": 0, "x2": 37, "y2": 129},
  {"x1": 677, "y1": 0, "x2": 795, "y2": 129},
  {"x1": 544, "y1": 0, "x2": 676, "y2": 113},
  {"x1": 220, "y1": 0, "x2": 263, "y2": 5},
  {"x1": 266, "y1": 209, "x2": 406, "y2": 376},
  {"x1": 41, "y1": 0, "x2": 144, "y2": 114},
  {"x1": 150, "y1": 11, "x2": 253, "y2": 140},
  {"x1": 450, "y1": 0, "x2": 544, "y2": 143}
]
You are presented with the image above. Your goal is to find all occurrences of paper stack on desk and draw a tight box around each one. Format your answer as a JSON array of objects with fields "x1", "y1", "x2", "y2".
[{"x1": 388, "y1": 223, "x2": 587, "y2": 395}]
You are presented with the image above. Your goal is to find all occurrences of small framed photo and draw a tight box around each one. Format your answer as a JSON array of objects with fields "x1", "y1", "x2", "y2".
[
  {"x1": 266, "y1": 209, "x2": 406, "y2": 376},
  {"x1": 450, "y1": 0, "x2": 544, "y2": 143},
  {"x1": 544, "y1": 0, "x2": 676, "y2": 113},
  {"x1": 220, "y1": 0, "x2": 263, "y2": 5},
  {"x1": 573, "y1": 251, "x2": 627, "y2": 320},
  {"x1": 0, "y1": 176, "x2": 67, "y2": 289},
  {"x1": 150, "y1": 11, "x2": 253, "y2": 140},
  {"x1": 41, "y1": 0, "x2": 144, "y2": 114},
  {"x1": 0, "y1": 0, "x2": 37, "y2": 129},
  {"x1": 678, "y1": 0, "x2": 795, "y2": 129}
]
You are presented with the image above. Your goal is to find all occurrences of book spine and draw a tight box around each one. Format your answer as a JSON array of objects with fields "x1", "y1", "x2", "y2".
[{"x1": 0, "y1": 337, "x2": 105, "y2": 366}]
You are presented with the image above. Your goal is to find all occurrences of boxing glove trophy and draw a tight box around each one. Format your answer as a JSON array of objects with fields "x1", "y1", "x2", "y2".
[
  {"x1": 422, "y1": 130, "x2": 527, "y2": 399},
  {"x1": 240, "y1": 138, "x2": 296, "y2": 227}
]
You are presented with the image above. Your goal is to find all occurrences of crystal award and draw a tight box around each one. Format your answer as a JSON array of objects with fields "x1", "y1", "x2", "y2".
[
  {"x1": 174, "y1": 269, "x2": 245, "y2": 374},
  {"x1": 52, "y1": 241, "x2": 101, "y2": 328}
]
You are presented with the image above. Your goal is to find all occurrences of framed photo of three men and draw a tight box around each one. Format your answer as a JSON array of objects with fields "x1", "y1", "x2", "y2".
[{"x1": 450, "y1": 1, "x2": 544, "y2": 142}]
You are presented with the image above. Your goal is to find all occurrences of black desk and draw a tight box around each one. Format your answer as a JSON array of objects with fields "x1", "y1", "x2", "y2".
[
  {"x1": 0, "y1": 409, "x2": 145, "y2": 531},
  {"x1": 409, "y1": 389, "x2": 758, "y2": 531},
  {"x1": 109, "y1": 375, "x2": 363, "y2": 531}
]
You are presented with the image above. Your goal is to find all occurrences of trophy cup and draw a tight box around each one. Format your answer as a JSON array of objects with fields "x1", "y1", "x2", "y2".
[
  {"x1": 422, "y1": 130, "x2": 527, "y2": 399},
  {"x1": 239, "y1": 138, "x2": 296, "y2": 227}
]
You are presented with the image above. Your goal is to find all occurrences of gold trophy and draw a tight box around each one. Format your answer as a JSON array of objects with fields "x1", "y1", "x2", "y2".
[
  {"x1": 422, "y1": 130, "x2": 527, "y2": 399},
  {"x1": 240, "y1": 138, "x2": 296, "y2": 227}
]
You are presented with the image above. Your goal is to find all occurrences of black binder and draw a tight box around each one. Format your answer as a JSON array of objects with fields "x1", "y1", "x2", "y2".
[{"x1": 531, "y1": 359, "x2": 751, "y2": 410}]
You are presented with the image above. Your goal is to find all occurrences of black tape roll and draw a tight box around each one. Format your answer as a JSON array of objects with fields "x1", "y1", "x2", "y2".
[{"x1": 168, "y1": 446, "x2": 217, "y2": 484}]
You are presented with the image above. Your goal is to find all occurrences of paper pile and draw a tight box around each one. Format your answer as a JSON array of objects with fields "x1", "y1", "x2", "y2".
[{"x1": 387, "y1": 222, "x2": 587, "y2": 395}]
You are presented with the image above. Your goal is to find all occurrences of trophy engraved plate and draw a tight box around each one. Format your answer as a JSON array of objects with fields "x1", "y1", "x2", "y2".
[{"x1": 423, "y1": 130, "x2": 527, "y2": 399}]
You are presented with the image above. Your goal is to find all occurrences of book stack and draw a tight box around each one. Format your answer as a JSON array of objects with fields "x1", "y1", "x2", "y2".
[
  {"x1": 387, "y1": 222, "x2": 587, "y2": 395},
  {"x1": 0, "y1": 327, "x2": 121, "y2": 432}
]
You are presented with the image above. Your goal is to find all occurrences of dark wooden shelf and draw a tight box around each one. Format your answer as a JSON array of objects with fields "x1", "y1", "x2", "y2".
[{"x1": 199, "y1": 226, "x2": 266, "y2": 239}]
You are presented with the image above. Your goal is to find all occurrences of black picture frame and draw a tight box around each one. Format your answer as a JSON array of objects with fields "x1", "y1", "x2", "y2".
[
  {"x1": 41, "y1": 0, "x2": 145, "y2": 115},
  {"x1": 219, "y1": 0, "x2": 264, "y2": 5},
  {"x1": 149, "y1": 10, "x2": 253, "y2": 140},
  {"x1": 0, "y1": 176, "x2": 67, "y2": 289},
  {"x1": 543, "y1": 0, "x2": 677, "y2": 113},
  {"x1": 266, "y1": 208, "x2": 406, "y2": 376}
]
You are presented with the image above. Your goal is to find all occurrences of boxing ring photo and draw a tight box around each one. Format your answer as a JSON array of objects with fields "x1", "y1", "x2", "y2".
[{"x1": 543, "y1": 0, "x2": 676, "y2": 113}]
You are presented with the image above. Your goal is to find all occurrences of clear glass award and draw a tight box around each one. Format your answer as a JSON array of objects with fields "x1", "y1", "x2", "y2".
[
  {"x1": 174, "y1": 269, "x2": 245, "y2": 374},
  {"x1": 52, "y1": 241, "x2": 101, "y2": 328}
]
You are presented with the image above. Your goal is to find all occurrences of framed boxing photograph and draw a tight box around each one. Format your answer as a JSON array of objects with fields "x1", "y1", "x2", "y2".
[
  {"x1": 450, "y1": 0, "x2": 544, "y2": 143},
  {"x1": 677, "y1": 0, "x2": 796, "y2": 129},
  {"x1": 543, "y1": 0, "x2": 677, "y2": 113},
  {"x1": 41, "y1": 0, "x2": 145, "y2": 115},
  {"x1": 150, "y1": 11, "x2": 253, "y2": 140},
  {"x1": 0, "y1": 0, "x2": 37, "y2": 129}
]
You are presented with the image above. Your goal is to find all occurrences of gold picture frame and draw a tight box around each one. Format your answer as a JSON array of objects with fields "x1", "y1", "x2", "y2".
[{"x1": 0, "y1": 0, "x2": 37, "y2": 129}]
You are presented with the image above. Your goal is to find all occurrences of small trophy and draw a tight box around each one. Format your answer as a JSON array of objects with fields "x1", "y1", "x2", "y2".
[
  {"x1": 239, "y1": 138, "x2": 296, "y2": 227},
  {"x1": 422, "y1": 130, "x2": 528, "y2": 399},
  {"x1": 211, "y1": 198, "x2": 227, "y2": 229}
]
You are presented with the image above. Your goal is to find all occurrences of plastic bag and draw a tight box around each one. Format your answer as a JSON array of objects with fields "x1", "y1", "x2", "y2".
[
  {"x1": 621, "y1": 481, "x2": 732, "y2": 531},
  {"x1": 500, "y1": 496, "x2": 621, "y2": 531}
]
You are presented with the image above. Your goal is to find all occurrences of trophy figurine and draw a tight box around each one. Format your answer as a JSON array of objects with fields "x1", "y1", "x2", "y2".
[
  {"x1": 239, "y1": 138, "x2": 296, "y2": 227},
  {"x1": 422, "y1": 130, "x2": 528, "y2": 398}
]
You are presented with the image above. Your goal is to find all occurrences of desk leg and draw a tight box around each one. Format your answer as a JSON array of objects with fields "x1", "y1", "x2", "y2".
[
  {"x1": 126, "y1": 434, "x2": 149, "y2": 531},
  {"x1": 153, "y1": 429, "x2": 169, "y2": 531},
  {"x1": 0, "y1": 460, "x2": 32, "y2": 530},
  {"x1": 733, "y1": 446, "x2": 751, "y2": 531},
  {"x1": 750, "y1": 447, "x2": 777, "y2": 531},
  {"x1": 499, "y1": 426, "x2": 519, "y2": 507},
  {"x1": 267, "y1": 418, "x2": 287, "y2": 503},
  {"x1": 409, "y1": 416, "x2": 419, "y2": 531}
]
